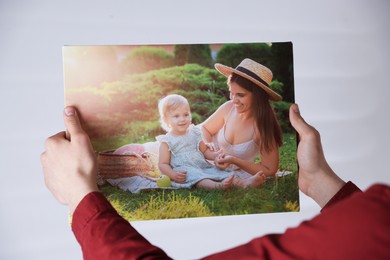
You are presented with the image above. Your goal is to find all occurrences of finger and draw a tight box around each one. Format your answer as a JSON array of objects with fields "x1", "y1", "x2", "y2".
[
  {"x1": 289, "y1": 104, "x2": 315, "y2": 137},
  {"x1": 63, "y1": 106, "x2": 83, "y2": 141},
  {"x1": 44, "y1": 131, "x2": 67, "y2": 150}
]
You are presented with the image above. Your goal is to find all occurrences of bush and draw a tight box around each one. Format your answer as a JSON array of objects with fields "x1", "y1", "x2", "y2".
[
  {"x1": 273, "y1": 101, "x2": 293, "y2": 133},
  {"x1": 71, "y1": 62, "x2": 292, "y2": 152},
  {"x1": 73, "y1": 64, "x2": 229, "y2": 150},
  {"x1": 122, "y1": 47, "x2": 175, "y2": 74}
]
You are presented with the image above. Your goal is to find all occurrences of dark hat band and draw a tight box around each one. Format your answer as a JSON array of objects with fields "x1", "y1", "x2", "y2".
[{"x1": 236, "y1": 66, "x2": 269, "y2": 88}]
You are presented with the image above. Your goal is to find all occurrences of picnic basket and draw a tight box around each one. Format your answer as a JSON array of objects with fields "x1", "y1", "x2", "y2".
[{"x1": 97, "y1": 150, "x2": 158, "y2": 179}]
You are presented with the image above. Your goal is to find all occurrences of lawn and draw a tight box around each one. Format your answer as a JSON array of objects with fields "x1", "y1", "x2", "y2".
[{"x1": 99, "y1": 132, "x2": 299, "y2": 221}]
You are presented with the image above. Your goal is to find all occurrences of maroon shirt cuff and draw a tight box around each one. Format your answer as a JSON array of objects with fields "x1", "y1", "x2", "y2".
[
  {"x1": 321, "y1": 181, "x2": 361, "y2": 212},
  {"x1": 71, "y1": 192, "x2": 113, "y2": 237}
]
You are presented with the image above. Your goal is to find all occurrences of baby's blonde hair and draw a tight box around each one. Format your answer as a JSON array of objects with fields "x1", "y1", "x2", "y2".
[{"x1": 158, "y1": 94, "x2": 191, "y2": 132}]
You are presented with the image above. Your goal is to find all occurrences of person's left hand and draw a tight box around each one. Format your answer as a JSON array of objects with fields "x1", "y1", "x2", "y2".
[
  {"x1": 215, "y1": 152, "x2": 232, "y2": 170},
  {"x1": 41, "y1": 106, "x2": 99, "y2": 213}
]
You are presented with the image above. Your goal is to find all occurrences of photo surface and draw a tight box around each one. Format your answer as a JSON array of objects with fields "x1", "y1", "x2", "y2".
[{"x1": 63, "y1": 42, "x2": 299, "y2": 221}]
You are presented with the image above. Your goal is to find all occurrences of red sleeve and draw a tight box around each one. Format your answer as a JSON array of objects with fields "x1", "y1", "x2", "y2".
[
  {"x1": 203, "y1": 183, "x2": 390, "y2": 260},
  {"x1": 321, "y1": 181, "x2": 361, "y2": 212},
  {"x1": 71, "y1": 192, "x2": 171, "y2": 260}
]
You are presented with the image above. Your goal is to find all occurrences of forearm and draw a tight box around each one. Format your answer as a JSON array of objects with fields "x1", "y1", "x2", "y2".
[
  {"x1": 205, "y1": 183, "x2": 387, "y2": 260},
  {"x1": 201, "y1": 124, "x2": 213, "y2": 143},
  {"x1": 72, "y1": 192, "x2": 170, "y2": 260},
  {"x1": 306, "y1": 167, "x2": 346, "y2": 208},
  {"x1": 230, "y1": 157, "x2": 277, "y2": 176},
  {"x1": 158, "y1": 163, "x2": 176, "y2": 179},
  {"x1": 68, "y1": 185, "x2": 99, "y2": 214},
  {"x1": 203, "y1": 150, "x2": 217, "y2": 161}
]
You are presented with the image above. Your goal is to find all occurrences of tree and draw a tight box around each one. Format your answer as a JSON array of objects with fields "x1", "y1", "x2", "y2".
[
  {"x1": 174, "y1": 45, "x2": 189, "y2": 66},
  {"x1": 173, "y1": 44, "x2": 213, "y2": 68},
  {"x1": 122, "y1": 47, "x2": 175, "y2": 75},
  {"x1": 215, "y1": 43, "x2": 272, "y2": 68},
  {"x1": 270, "y1": 42, "x2": 294, "y2": 102},
  {"x1": 187, "y1": 44, "x2": 213, "y2": 68}
]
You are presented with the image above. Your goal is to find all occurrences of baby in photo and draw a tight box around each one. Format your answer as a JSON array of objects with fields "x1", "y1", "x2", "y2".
[{"x1": 157, "y1": 94, "x2": 264, "y2": 190}]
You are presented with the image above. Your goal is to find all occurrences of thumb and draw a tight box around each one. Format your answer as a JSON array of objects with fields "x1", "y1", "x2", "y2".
[
  {"x1": 64, "y1": 106, "x2": 83, "y2": 140},
  {"x1": 289, "y1": 104, "x2": 314, "y2": 137}
]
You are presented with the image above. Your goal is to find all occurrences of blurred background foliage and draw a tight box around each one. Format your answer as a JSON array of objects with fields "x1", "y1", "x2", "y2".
[{"x1": 64, "y1": 43, "x2": 295, "y2": 152}]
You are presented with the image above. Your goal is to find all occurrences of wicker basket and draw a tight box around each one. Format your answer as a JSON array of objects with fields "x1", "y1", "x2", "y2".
[{"x1": 97, "y1": 150, "x2": 158, "y2": 179}]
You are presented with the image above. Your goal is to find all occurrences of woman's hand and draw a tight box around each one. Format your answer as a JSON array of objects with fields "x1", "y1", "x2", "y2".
[
  {"x1": 290, "y1": 104, "x2": 345, "y2": 208},
  {"x1": 215, "y1": 152, "x2": 232, "y2": 170},
  {"x1": 171, "y1": 171, "x2": 187, "y2": 183},
  {"x1": 40, "y1": 107, "x2": 99, "y2": 214}
]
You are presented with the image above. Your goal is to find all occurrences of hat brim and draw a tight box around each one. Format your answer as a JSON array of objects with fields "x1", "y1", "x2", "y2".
[{"x1": 215, "y1": 63, "x2": 282, "y2": 102}]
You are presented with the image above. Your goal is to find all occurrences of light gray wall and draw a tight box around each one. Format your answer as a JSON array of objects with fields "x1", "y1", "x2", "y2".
[{"x1": 1, "y1": 0, "x2": 389, "y2": 259}]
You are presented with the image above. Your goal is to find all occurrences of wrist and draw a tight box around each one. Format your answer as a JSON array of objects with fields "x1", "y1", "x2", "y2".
[
  {"x1": 307, "y1": 168, "x2": 345, "y2": 208},
  {"x1": 68, "y1": 186, "x2": 99, "y2": 214},
  {"x1": 228, "y1": 155, "x2": 237, "y2": 165}
]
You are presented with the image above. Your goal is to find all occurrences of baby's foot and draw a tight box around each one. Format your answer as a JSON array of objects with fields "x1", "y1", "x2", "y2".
[{"x1": 219, "y1": 175, "x2": 234, "y2": 190}]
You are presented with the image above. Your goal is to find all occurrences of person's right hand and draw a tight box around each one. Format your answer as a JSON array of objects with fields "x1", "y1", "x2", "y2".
[
  {"x1": 172, "y1": 171, "x2": 187, "y2": 183},
  {"x1": 290, "y1": 104, "x2": 345, "y2": 208},
  {"x1": 214, "y1": 152, "x2": 230, "y2": 170},
  {"x1": 205, "y1": 142, "x2": 218, "y2": 152},
  {"x1": 41, "y1": 106, "x2": 99, "y2": 214}
]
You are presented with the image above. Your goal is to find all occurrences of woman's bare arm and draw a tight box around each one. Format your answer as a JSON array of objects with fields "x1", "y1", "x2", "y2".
[
  {"x1": 200, "y1": 101, "x2": 231, "y2": 144},
  {"x1": 216, "y1": 146, "x2": 279, "y2": 177}
]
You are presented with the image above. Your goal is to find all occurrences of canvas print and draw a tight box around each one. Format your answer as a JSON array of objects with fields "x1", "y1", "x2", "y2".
[{"x1": 63, "y1": 42, "x2": 299, "y2": 221}]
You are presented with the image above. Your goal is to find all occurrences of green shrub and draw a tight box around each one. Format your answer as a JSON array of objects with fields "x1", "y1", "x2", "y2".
[
  {"x1": 122, "y1": 47, "x2": 175, "y2": 74},
  {"x1": 122, "y1": 120, "x2": 162, "y2": 143},
  {"x1": 73, "y1": 62, "x2": 293, "y2": 151},
  {"x1": 270, "y1": 80, "x2": 284, "y2": 96},
  {"x1": 273, "y1": 101, "x2": 293, "y2": 133}
]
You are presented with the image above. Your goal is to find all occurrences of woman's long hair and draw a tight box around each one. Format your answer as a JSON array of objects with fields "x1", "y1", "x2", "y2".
[{"x1": 228, "y1": 73, "x2": 282, "y2": 153}]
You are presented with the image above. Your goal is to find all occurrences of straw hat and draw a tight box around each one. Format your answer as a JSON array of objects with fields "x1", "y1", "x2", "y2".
[{"x1": 215, "y1": 58, "x2": 282, "y2": 101}]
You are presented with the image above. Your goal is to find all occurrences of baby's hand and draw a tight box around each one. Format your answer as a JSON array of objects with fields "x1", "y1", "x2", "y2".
[
  {"x1": 172, "y1": 171, "x2": 187, "y2": 183},
  {"x1": 205, "y1": 142, "x2": 218, "y2": 152}
]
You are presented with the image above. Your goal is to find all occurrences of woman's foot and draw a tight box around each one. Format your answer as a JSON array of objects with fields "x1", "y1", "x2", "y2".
[{"x1": 233, "y1": 172, "x2": 265, "y2": 188}]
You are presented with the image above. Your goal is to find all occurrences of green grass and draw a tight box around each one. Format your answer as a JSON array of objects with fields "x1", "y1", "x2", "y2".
[
  {"x1": 99, "y1": 132, "x2": 299, "y2": 221},
  {"x1": 100, "y1": 172, "x2": 299, "y2": 221}
]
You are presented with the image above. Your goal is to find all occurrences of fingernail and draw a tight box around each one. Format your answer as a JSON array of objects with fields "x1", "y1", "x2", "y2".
[
  {"x1": 293, "y1": 104, "x2": 300, "y2": 113},
  {"x1": 64, "y1": 107, "x2": 75, "y2": 116}
]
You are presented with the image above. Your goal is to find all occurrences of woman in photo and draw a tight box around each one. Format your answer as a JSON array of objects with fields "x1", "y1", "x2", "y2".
[{"x1": 201, "y1": 58, "x2": 283, "y2": 178}]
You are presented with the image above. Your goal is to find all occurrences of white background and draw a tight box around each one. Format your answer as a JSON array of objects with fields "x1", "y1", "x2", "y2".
[{"x1": 1, "y1": 1, "x2": 389, "y2": 259}]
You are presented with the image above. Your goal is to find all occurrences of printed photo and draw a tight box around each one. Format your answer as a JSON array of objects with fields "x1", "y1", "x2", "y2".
[{"x1": 63, "y1": 42, "x2": 299, "y2": 221}]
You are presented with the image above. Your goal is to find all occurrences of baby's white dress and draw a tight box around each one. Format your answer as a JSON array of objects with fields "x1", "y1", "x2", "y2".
[{"x1": 156, "y1": 125, "x2": 233, "y2": 188}]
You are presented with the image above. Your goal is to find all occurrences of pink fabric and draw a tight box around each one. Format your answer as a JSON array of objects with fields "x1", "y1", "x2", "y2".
[{"x1": 113, "y1": 143, "x2": 145, "y2": 155}]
